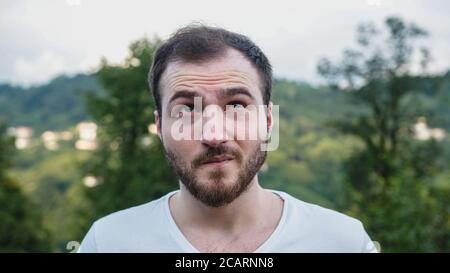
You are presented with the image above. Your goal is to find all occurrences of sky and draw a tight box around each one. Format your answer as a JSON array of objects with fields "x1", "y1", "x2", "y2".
[{"x1": 1, "y1": 0, "x2": 449, "y2": 86}]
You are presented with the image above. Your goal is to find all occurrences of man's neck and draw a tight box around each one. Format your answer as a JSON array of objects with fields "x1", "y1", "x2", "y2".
[{"x1": 169, "y1": 177, "x2": 282, "y2": 234}]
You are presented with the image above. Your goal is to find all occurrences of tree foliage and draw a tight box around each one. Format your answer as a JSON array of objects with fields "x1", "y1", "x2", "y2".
[
  {"x1": 0, "y1": 119, "x2": 51, "y2": 252},
  {"x1": 318, "y1": 16, "x2": 449, "y2": 252}
]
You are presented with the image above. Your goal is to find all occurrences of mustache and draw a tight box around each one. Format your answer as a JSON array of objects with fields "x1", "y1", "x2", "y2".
[{"x1": 192, "y1": 146, "x2": 242, "y2": 168}]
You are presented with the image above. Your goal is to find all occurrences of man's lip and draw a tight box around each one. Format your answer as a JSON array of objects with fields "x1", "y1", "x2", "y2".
[{"x1": 202, "y1": 155, "x2": 234, "y2": 165}]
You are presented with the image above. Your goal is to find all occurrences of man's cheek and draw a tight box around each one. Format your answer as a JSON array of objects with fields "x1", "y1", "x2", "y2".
[{"x1": 166, "y1": 138, "x2": 194, "y2": 157}]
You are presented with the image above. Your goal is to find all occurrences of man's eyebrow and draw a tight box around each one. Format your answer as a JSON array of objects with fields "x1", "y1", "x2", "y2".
[
  {"x1": 168, "y1": 88, "x2": 254, "y2": 104},
  {"x1": 169, "y1": 90, "x2": 201, "y2": 104},
  {"x1": 219, "y1": 87, "x2": 254, "y2": 100}
]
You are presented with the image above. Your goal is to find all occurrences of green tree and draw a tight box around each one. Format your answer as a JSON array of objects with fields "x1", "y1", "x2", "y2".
[
  {"x1": 74, "y1": 38, "x2": 178, "y2": 239},
  {"x1": 318, "y1": 17, "x2": 449, "y2": 252},
  {"x1": 0, "y1": 119, "x2": 51, "y2": 252}
]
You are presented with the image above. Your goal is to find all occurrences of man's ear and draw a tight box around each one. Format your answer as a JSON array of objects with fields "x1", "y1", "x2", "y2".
[
  {"x1": 267, "y1": 101, "x2": 273, "y2": 138},
  {"x1": 154, "y1": 110, "x2": 162, "y2": 141}
]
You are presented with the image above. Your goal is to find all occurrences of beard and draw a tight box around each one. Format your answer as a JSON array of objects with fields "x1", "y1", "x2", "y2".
[{"x1": 163, "y1": 143, "x2": 267, "y2": 208}]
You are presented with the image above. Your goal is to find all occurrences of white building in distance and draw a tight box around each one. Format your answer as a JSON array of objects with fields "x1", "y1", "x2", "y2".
[
  {"x1": 75, "y1": 122, "x2": 97, "y2": 150},
  {"x1": 8, "y1": 126, "x2": 34, "y2": 149},
  {"x1": 413, "y1": 117, "x2": 446, "y2": 141},
  {"x1": 41, "y1": 130, "x2": 74, "y2": 151}
]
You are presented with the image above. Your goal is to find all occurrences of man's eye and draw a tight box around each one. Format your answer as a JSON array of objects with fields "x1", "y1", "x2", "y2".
[
  {"x1": 179, "y1": 104, "x2": 194, "y2": 112},
  {"x1": 227, "y1": 102, "x2": 246, "y2": 109},
  {"x1": 173, "y1": 104, "x2": 194, "y2": 118}
]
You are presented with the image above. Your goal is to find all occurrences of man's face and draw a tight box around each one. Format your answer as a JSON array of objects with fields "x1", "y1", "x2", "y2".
[{"x1": 156, "y1": 48, "x2": 272, "y2": 207}]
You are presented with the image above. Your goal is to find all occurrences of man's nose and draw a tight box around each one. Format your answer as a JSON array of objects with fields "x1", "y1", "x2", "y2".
[
  {"x1": 200, "y1": 106, "x2": 228, "y2": 147},
  {"x1": 201, "y1": 122, "x2": 228, "y2": 147}
]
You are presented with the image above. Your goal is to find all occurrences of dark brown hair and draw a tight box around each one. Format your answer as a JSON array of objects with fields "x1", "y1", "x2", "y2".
[{"x1": 148, "y1": 24, "x2": 273, "y2": 115}]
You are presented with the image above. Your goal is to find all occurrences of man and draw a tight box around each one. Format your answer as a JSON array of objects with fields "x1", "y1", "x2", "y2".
[{"x1": 79, "y1": 25, "x2": 377, "y2": 253}]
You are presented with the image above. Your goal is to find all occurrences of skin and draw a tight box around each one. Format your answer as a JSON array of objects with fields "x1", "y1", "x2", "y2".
[{"x1": 155, "y1": 48, "x2": 284, "y2": 252}]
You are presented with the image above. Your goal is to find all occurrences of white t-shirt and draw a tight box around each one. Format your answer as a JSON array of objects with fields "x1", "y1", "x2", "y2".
[{"x1": 78, "y1": 190, "x2": 378, "y2": 253}]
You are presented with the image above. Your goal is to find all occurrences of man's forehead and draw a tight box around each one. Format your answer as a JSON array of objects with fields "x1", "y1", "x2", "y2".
[{"x1": 160, "y1": 49, "x2": 261, "y2": 92}]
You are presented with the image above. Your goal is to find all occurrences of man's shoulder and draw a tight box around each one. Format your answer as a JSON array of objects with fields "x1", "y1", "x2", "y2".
[
  {"x1": 79, "y1": 192, "x2": 176, "y2": 252},
  {"x1": 292, "y1": 194, "x2": 361, "y2": 227},
  {"x1": 92, "y1": 191, "x2": 172, "y2": 233},
  {"x1": 275, "y1": 190, "x2": 362, "y2": 226},
  {"x1": 273, "y1": 190, "x2": 370, "y2": 252}
]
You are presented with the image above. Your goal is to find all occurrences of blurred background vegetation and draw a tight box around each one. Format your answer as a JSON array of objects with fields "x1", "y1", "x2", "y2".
[{"x1": 0, "y1": 16, "x2": 448, "y2": 252}]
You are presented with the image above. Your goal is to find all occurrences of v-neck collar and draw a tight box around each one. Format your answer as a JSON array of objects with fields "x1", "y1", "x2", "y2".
[{"x1": 163, "y1": 189, "x2": 288, "y2": 253}]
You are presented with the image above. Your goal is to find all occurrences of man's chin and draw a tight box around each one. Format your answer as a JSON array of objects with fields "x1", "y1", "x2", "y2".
[
  {"x1": 185, "y1": 177, "x2": 245, "y2": 206},
  {"x1": 198, "y1": 171, "x2": 238, "y2": 186},
  {"x1": 190, "y1": 188, "x2": 241, "y2": 208},
  {"x1": 195, "y1": 177, "x2": 234, "y2": 189}
]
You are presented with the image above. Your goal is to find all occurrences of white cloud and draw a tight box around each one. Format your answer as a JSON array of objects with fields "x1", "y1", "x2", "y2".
[{"x1": 12, "y1": 51, "x2": 66, "y2": 86}]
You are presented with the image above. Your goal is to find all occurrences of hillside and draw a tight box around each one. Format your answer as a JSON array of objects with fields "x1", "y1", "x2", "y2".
[{"x1": 0, "y1": 74, "x2": 102, "y2": 133}]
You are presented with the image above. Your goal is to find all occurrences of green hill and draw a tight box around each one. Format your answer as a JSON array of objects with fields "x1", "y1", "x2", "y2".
[{"x1": 0, "y1": 74, "x2": 103, "y2": 133}]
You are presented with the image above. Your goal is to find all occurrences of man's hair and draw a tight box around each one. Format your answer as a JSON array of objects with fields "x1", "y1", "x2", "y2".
[{"x1": 148, "y1": 24, "x2": 273, "y2": 115}]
